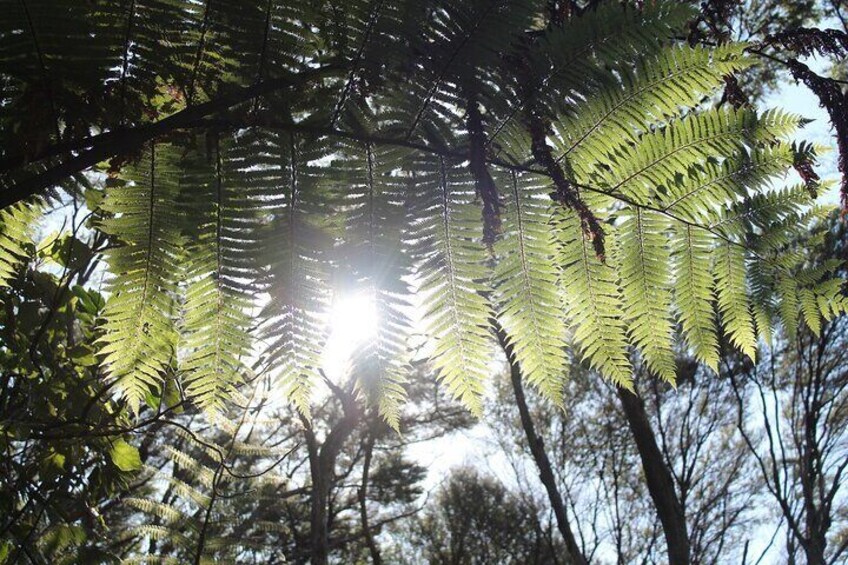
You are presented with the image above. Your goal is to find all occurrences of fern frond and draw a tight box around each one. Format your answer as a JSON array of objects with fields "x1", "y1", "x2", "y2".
[
  {"x1": 412, "y1": 155, "x2": 494, "y2": 416},
  {"x1": 660, "y1": 145, "x2": 795, "y2": 223},
  {"x1": 259, "y1": 132, "x2": 333, "y2": 416},
  {"x1": 179, "y1": 134, "x2": 258, "y2": 415},
  {"x1": 0, "y1": 200, "x2": 40, "y2": 287},
  {"x1": 124, "y1": 498, "x2": 190, "y2": 527},
  {"x1": 671, "y1": 223, "x2": 719, "y2": 371},
  {"x1": 492, "y1": 170, "x2": 568, "y2": 405},
  {"x1": 331, "y1": 139, "x2": 413, "y2": 429},
  {"x1": 749, "y1": 260, "x2": 778, "y2": 347},
  {"x1": 715, "y1": 242, "x2": 757, "y2": 359},
  {"x1": 490, "y1": 0, "x2": 695, "y2": 159},
  {"x1": 557, "y1": 210, "x2": 632, "y2": 388},
  {"x1": 392, "y1": 0, "x2": 540, "y2": 140},
  {"x1": 98, "y1": 143, "x2": 182, "y2": 413},
  {"x1": 597, "y1": 108, "x2": 801, "y2": 203},
  {"x1": 552, "y1": 43, "x2": 751, "y2": 169},
  {"x1": 618, "y1": 207, "x2": 676, "y2": 383}
]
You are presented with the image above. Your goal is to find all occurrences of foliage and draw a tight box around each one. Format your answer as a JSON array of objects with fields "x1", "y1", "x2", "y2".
[
  {"x1": 1, "y1": 0, "x2": 843, "y2": 425},
  {"x1": 395, "y1": 467, "x2": 565, "y2": 564}
]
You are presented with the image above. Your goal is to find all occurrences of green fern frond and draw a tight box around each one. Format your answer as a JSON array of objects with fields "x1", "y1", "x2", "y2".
[
  {"x1": 388, "y1": 0, "x2": 540, "y2": 141},
  {"x1": 124, "y1": 498, "x2": 189, "y2": 527},
  {"x1": 0, "y1": 200, "x2": 40, "y2": 287},
  {"x1": 491, "y1": 0, "x2": 694, "y2": 159},
  {"x1": 557, "y1": 210, "x2": 632, "y2": 388},
  {"x1": 715, "y1": 242, "x2": 757, "y2": 360},
  {"x1": 672, "y1": 223, "x2": 719, "y2": 371},
  {"x1": 618, "y1": 208, "x2": 676, "y2": 384},
  {"x1": 330, "y1": 139, "x2": 413, "y2": 428},
  {"x1": 178, "y1": 134, "x2": 259, "y2": 415},
  {"x1": 597, "y1": 108, "x2": 801, "y2": 203},
  {"x1": 660, "y1": 145, "x2": 795, "y2": 223},
  {"x1": 492, "y1": 170, "x2": 568, "y2": 405},
  {"x1": 710, "y1": 183, "x2": 816, "y2": 240},
  {"x1": 98, "y1": 143, "x2": 182, "y2": 413},
  {"x1": 749, "y1": 261, "x2": 778, "y2": 347},
  {"x1": 552, "y1": 43, "x2": 751, "y2": 170},
  {"x1": 412, "y1": 155, "x2": 494, "y2": 416},
  {"x1": 259, "y1": 132, "x2": 333, "y2": 416}
]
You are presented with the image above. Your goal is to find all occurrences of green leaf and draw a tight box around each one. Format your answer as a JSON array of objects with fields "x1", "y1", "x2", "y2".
[{"x1": 110, "y1": 439, "x2": 142, "y2": 472}]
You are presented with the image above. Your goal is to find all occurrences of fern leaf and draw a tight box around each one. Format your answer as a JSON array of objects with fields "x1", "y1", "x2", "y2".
[
  {"x1": 98, "y1": 143, "x2": 181, "y2": 413},
  {"x1": 672, "y1": 223, "x2": 719, "y2": 371},
  {"x1": 552, "y1": 43, "x2": 751, "y2": 170},
  {"x1": 331, "y1": 139, "x2": 412, "y2": 428},
  {"x1": 557, "y1": 210, "x2": 632, "y2": 388},
  {"x1": 413, "y1": 155, "x2": 494, "y2": 416},
  {"x1": 492, "y1": 170, "x2": 568, "y2": 405},
  {"x1": 179, "y1": 134, "x2": 258, "y2": 415},
  {"x1": 715, "y1": 242, "x2": 756, "y2": 360},
  {"x1": 618, "y1": 207, "x2": 676, "y2": 383},
  {"x1": 259, "y1": 132, "x2": 333, "y2": 416},
  {"x1": 0, "y1": 200, "x2": 40, "y2": 288},
  {"x1": 598, "y1": 108, "x2": 801, "y2": 203}
]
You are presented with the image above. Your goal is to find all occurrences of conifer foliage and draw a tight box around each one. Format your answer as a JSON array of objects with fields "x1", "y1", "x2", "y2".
[{"x1": 0, "y1": 0, "x2": 845, "y2": 424}]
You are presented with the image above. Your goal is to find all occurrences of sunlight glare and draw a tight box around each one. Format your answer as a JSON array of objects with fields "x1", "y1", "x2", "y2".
[{"x1": 321, "y1": 291, "x2": 379, "y2": 380}]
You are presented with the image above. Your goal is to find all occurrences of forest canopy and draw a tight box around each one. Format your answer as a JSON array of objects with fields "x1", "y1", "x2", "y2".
[{"x1": 1, "y1": 0, "x2": 847, "y2": 563}]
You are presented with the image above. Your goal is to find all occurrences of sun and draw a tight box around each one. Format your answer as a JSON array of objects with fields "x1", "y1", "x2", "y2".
[{"x1": 321, "y1": 290, "x2": 378, "y2": 380}]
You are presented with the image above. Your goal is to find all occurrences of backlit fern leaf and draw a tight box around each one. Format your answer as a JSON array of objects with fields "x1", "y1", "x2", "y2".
[
  {"x1": 492, "y1": 170, "x2": 568, "y2": 405},
  {"x1": 715, "y1": 242, "x2": 757, "y2": 360},
  {"x1": 660, "y1": 145, "x2": 795, "y2": 223},
  {"x1": 618, "y1": 207, "x2": 676, "y2": 384},
  {"x1": 672, "y1": 224, "x2": 719, "y2": 371},
  {"x1": 331, "y1": 138, "x2": 412, "y2": 428},
  {"x1": 412, "y1": 155, "x2": 494, "y2": 416},
  {"x1": 0, "y1": 200, "x2": 40, "y2": 288},
  {"x1": 552, "y1": 43, "x2": 751, "y2": 172},
  {"x1": 179, "y1": 133, "x2": 258, "y2": 415},
  {"x1": 98, "y1": 143, "x2": 182, "y2": 413},
  {"x1": 557, "y1": 210, "x2": 632, "y2": 389},
  {"x1": 596, "y1": 108, "x2": 801, "y2": 203},
  {"x1": 259, "y1": 132, "x2": 333, "y2": 416}
]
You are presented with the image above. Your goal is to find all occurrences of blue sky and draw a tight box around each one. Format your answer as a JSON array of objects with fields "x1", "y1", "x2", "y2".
[{"x1": 767, "y1": 56, "x2": 842, "y2": 205}]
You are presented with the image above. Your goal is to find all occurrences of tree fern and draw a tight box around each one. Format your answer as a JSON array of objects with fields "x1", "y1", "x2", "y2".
[
  {"x1": 492, "y1": 170, "x2": 568, "y2": 405},
  {"x1": 0, "y1": 200, "x2": 40, "y2": 288},
  {"x1": 0, "y1": 0, "x2": 844, "y2": 420},
  {"x1": 557, "y1": 210, "x2": 633, "y2": 389},
  {"x1": 412, "y1": 155, "x2": 494, "y2": 416},
  {"x1": 98, "y1": 143, "x2": 182, "y2": 413},
  {"x1": 125, "y1": 420, "x2": 289, "y2": 563}
]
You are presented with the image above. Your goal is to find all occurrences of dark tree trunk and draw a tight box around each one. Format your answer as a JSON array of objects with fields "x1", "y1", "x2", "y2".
[
  {"x1": 495, "y1": 322, "x2": 589, "y2": 565},
  {"x1": 617, "y1": 386, "x2": 690, "y2": 565},
  {"x1": 358, "y1": 431, "x2": 383, "y2": 565},
  {"x1": 303, "y1": 381, "x2": 362, "y2": 565}
]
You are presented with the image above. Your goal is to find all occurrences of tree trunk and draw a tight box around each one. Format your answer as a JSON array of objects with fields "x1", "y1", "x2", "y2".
[
  {"x1": 495, "y1": 323, "x2": 589, "y2": 565},
  {"x1": 303, "y1": 382, "x2": 362, "y2": 565},
  {"x1": 617, "y1": 386, "x2": 690, "y2": 565},
  {"x1": 358, "y1": 431, "x2": 383, "y2": 565}
]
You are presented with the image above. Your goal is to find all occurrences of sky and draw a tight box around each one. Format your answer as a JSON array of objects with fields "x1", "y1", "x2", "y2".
[{"x1": 766, "y1": 56, "x2": 841, "y2": 205}]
